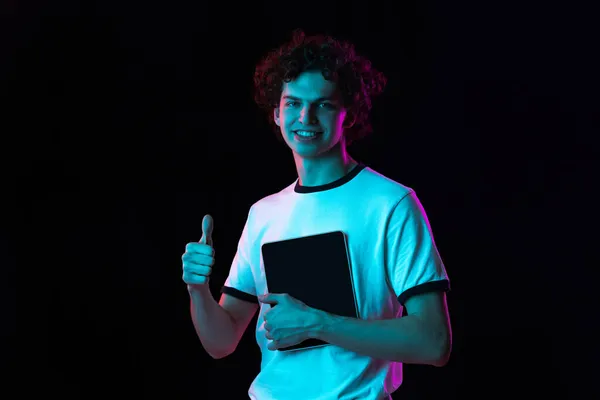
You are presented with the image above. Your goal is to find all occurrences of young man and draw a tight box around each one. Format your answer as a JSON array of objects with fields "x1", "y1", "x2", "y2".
[{"x1": 182, "y1": 30, "x2": 452, "y2": 400}]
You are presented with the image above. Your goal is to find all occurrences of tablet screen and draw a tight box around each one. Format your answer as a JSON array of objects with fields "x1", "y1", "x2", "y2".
[{"x1": 261, "y1": 231, "x2": 358, "y2": 351}]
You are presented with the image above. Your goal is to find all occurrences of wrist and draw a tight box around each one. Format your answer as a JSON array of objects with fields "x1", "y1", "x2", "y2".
[
  {"x1": 187, "y1": 283, "x2": 211, "y2": 297},
  {"x1": 308, "y1": 308, "x2": 333, "y2": 340}
]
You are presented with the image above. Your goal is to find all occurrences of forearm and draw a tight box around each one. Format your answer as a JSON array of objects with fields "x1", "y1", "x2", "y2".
[
  {"x1": 188, "y1": 285, "x2": 238, "y2": 359},
  {"x1": 312, "y1": 311, "x2": 450, "y2": 366}
]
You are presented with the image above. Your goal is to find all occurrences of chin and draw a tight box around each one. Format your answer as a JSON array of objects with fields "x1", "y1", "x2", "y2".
[
  {"x1": 287, "y1": 136, "x2": 340, "y2": 157},
  {"x1": 286, "y1": 143, "x2": 320, "y2": 157},
  {"x1": 293, "y1": 149, "x2": 326, "y2": 159}
]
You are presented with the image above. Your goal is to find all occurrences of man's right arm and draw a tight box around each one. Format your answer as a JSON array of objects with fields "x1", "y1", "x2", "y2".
[{"x1": 189, "y1": 285, "x2": 259, "y2": 359}]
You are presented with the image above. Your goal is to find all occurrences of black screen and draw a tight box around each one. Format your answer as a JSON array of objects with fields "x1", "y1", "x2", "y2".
[{"x1": 261, "y1": 231, "x2": 358, "y2": 351}]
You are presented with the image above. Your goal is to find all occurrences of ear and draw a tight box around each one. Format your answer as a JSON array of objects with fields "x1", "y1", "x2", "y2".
[
  {"x1": 274, "y1": 108, "x2": 281, "y2": 127},
  {"x1": 342, "y1": 110, "x2": 356, "y2": 129}
]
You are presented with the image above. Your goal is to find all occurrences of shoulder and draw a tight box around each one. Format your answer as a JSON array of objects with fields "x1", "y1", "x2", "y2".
[
  {"x1": 355, "y1": 167, "x2": 435, "y2": 226},
  {"x1": 357, "y1": 166, "x2": 415, "y2": 204}
]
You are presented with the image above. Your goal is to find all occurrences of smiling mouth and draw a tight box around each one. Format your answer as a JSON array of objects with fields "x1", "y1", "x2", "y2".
[{"x1": 294, "y1": 130, "x2": 323, "y2": 138}]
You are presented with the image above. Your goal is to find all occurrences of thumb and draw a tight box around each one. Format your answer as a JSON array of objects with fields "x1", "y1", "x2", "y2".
[
  {"x1": 199, "y1": 214, "x2": 214, "y2": 246},
  {"x1": 258, "y1": 293, "x2": 279, "y2": 305}
]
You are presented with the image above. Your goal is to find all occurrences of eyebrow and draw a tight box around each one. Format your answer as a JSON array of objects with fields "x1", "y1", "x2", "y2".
[{"x1": 282, "y1": 95, "x2": 336, "y2": 102}]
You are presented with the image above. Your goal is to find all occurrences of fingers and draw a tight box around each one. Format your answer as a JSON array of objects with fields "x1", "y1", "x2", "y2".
[
  {"x1": 182, "y1": 237, "x2": 215, "y2": 286},
  {"x1": 183, "y1": 264, "x2": 213, "y2": 277},
  {"x1": 183, "y1": 273, "x2": 210, "y2": 286},
  {"x1": 260, "y1": 319, "x2": 273, "y2": 339},
  {"x1": 182, "y1": 252, "x2": 214, "y2": 266},
  {"x1": 199, "y1": 214, "x2": 214, "y2": 246},
  {"x1": 182, "y1": 263, "x2": 212, "y2": 285},
  {"x1": 185, "y1": 242, "x2": 214, "y2": 256}
]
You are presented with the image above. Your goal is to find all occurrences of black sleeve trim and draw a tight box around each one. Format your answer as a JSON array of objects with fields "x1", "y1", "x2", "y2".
[
  {"x1": 220, "y1": 286, "x2": 259, "y2": 304},
  {"x1": 397, "y1": 279, "x2": 450, "y2": 306}
]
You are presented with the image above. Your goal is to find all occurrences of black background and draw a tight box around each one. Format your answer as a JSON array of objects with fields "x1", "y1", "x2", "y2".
[{"x1": 7, "y1": 0, "x2": 598, "y2": 398}]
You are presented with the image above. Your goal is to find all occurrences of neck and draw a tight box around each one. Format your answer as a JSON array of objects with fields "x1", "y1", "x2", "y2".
[{"x1": 293, "y1": 142, "x2": 358, "y2": 187}]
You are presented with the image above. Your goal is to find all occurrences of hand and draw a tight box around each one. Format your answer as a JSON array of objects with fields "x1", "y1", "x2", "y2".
[
  {"x1": 259, "y1": 293, "x2": 321, "y2": 351},
  {"x1": 182, "y1": 214, "x2": 214, "y2": 290}
]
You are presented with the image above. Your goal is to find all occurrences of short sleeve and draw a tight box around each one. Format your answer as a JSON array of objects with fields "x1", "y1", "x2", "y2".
[
  {"x1": 386, "y1": 191, "x2": 450, "y2": 306},
  {"x1": 220, "y1": 208, "x2": 259, "y2": 304}
]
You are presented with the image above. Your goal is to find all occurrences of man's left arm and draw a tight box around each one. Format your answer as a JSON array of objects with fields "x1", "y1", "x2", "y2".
[{"x1": 309, "y1": 290, "x2": 452, "y2": 366}]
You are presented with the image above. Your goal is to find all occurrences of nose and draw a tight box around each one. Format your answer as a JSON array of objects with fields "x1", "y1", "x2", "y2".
[{"x1": 299, "y1": 105, "x2": 317, "y2": 125}]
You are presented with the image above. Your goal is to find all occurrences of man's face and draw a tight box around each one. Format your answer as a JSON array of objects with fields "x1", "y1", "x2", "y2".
[{"x1": 274, "y1": 70, "x2": 353, "y2": 158}]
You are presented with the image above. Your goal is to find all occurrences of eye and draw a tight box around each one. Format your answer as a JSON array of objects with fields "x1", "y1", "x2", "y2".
[
  {"x1": 284, "y1": 101, "x2": 335, "y2": 109},
  {"x1": 319, "y1": 103, "x2": 335, "y2": 109}
]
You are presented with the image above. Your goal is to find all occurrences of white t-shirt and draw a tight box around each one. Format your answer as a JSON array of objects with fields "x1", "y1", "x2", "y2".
[{"x1": 221, "y1": 164, "x2": 450, "y2": 400}]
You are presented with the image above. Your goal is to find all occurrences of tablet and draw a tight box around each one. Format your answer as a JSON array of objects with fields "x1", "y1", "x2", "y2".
[{"x1": 261, "y1": 231, "x2": 358, "y2": 351}]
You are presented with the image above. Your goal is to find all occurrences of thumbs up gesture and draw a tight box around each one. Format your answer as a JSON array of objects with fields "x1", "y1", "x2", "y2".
[{"x1": 182, "y1": 215, "x2": 215, "y2": 288}]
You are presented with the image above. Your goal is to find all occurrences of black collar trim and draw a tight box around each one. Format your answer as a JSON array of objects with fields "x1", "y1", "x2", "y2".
[{"x1": 294, "y1": 164, "x2": 366, "y2": 193}]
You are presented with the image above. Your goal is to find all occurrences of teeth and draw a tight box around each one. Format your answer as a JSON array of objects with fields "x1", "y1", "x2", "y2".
[{"x1": 296, "y1": 130, "x2": 319, "y2": 137}]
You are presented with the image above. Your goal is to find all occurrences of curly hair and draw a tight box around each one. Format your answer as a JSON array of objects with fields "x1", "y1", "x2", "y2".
[{"x1": 253, "y1": 29, "x2": 387, "y2": 146}]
